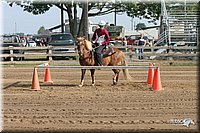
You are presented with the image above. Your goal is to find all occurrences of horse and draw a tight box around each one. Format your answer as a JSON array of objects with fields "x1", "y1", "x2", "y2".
[{"x1": 76, "y1": 37, "x2": 132, "y2": 87}]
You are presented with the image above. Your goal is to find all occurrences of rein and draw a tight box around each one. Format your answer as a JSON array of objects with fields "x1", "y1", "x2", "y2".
[
  {"x1": 78, "y1": 39, "x2": 106, "y2": 61},
  {"x1": 80, "y1": 44, "x2": 106, "y2": 60}
]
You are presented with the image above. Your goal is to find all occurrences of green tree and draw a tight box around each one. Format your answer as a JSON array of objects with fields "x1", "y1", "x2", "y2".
[
  {"x1": 37, "y1": 26, "x2": 46, "y2": 34},
  {"x1": 124, "y1": 1, "x2": 161, "y2": 25},
  {"x1": 7, "y1": 1, "x2": 163, "y2": 38}
]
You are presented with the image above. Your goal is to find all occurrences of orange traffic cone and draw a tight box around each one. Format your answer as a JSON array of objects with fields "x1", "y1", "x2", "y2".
[
  {"x1": 31, "y1": 67, "x2": 41, "y2": 90},
  {"x1": 44, "y1": 67, "x2": 53, "y2": 84},
  {"x1": 147, "y1": 63, "x2": 154, "y2": 84},
  {"x1": 152, "y1": 67, "x2": 163, "y2": 91}
]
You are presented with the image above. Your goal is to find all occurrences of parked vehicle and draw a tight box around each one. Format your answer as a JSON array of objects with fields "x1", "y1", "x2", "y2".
[
  {"x1": 126, "y1": 34, "x2": 141, "y2": 45},
  {"x1": 105, "y1": 25, "x2": 127, "y2": 46},
  {"x1": 28, "y1": 40, "x2": 37, "y2": 47},
  {"x1": 47, "y1": 33, "x2": 76, "y2": 59},
  {"x1": 1, "y1": 35, "x2": 25, "y2": 61}
]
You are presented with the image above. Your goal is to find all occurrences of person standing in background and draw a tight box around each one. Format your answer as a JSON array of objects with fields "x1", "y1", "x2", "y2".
[{"x1": 138, "y1": 34, "x2": 146, "y2": 60}]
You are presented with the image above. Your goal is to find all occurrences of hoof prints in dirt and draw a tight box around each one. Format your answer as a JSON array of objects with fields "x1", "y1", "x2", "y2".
[{"x1": 3, "y1": 65, "x2": 198, "y2": 130}]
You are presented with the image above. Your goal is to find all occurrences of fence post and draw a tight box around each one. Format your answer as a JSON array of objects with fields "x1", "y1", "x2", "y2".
[
  {"x1": 9, "y1": 46, "x2": 14, "y2": 62},
  {"x1": 48, "y1": 46, "x2": 53, "y2": 61},
  {"x1": 151, "y1": 46, "x2": 154, "y2": 53},
  {"x1": 151, "y1": 46, "x2": 154, "y2": 60}
]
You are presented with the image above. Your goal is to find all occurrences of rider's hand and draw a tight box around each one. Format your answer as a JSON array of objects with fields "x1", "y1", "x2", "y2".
[{"x1": 95, "y1": 42, "x2": 101, "y2": 46}]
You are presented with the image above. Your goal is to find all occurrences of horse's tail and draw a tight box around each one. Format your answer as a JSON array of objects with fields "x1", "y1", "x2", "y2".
[{"x1": 121, "y1": 59, "x2": 132, "y2": 81}]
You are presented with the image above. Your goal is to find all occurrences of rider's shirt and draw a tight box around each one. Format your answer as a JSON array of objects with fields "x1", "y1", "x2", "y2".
[{"x1": 92, "y1": 28, "x2": 110, "y2": 45}]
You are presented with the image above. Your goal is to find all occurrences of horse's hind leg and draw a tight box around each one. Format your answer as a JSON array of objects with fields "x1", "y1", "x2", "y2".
[
  {"x1": 112, "y1": 69, "x2": 120, "y2": 85},
  {"x1": 79, "y1": 69, "x2": 86, "y2": 87},
  {"x1": 90, "y1": 69, "x2": 95, "y2": 86}
]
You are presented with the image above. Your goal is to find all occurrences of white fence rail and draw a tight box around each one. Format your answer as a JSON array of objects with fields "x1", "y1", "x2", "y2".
[
  {"x1": 37, "y1": 65, "x2": 158, "y2": 69},
  {"x1": 0, "y1": 45, "x2": 198, "y2": 62}
]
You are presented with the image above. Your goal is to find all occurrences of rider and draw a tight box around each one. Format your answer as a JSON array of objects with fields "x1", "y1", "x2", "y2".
[{"x1": 91, "y1": 20, "x2": 110, "y2": 66}]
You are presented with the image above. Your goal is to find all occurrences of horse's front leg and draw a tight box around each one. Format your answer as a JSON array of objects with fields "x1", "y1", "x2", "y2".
[
  {"x1": 112, "y1": 69, "x2": 120, "y2": 85},
  {"x1": 79, "y1": 69, "x2": 86, "y2": 87},
  {"x1": 90, "y1": 69, "x2": 95, "y2": 86}
]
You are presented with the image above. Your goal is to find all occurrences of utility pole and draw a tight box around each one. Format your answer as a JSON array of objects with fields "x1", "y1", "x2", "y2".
[
  {"x1": 114, "y1": 7, "x2": 117, "y2": 26},
  {"x1": 112, "y1": 0, "x2": 117, "y2": 26},
  {"x1": 134, "y1": 21, "x2": 136, "y2": 30},
  {"x1": 131, "y1": 16, "x2": 133, "y2": 30},
  {"x1": 14, "y1": 22, "x2": 17, "y2": 35}
]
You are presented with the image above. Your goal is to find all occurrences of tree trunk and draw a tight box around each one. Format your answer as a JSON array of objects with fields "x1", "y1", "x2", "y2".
[
  {"x1": 77, "y1": 8, "x2": 84, "y2": 37},
  {"x1": 65, "y1": 3, "x2": 74, "y2": 37},
  {"x1": 77, "y1": 1, "x2": 88, "y2": 39},
  {"x1": 83, "y1": 1, "x2": 89, "y2": 39},
  {"x1": 73, "y1": 2, "x2": 78, "y2": 39}
]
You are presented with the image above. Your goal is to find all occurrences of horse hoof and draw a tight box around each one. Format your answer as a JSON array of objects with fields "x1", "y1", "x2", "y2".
[
  {"x1": 92, "y1": 84, "x2": 95, "y2": 87},
  {"x1": 113, "y1": 79, "x2": 117, "y2": 85},
  {"x1": 79, "y1": 84, "x2": 83, "y2": 87},
  {"x1": 113, "y1": 82, "x2": 117, "y2": 85},
  {"x1": 113, "y1": 81, "x2": 117, "y2": 85}
]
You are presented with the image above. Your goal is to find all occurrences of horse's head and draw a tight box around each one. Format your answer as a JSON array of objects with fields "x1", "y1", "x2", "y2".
[{"x1": 76, "y1": 37, "x2": 92, "y2": 58}]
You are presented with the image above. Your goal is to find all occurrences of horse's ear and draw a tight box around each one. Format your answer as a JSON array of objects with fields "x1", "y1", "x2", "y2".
[
  {"x1": 82, "y1": 36, "x2": 87, "y2": 40},
  {"x1": 77, "y1": 36, "x2": 85, "y2": 41},
  {"x1": 76, "y1": 37, "x2": 82, "y2": 42}
]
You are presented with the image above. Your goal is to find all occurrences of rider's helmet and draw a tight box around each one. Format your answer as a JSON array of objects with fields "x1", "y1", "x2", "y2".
[{"x1": 98, "y1": 20, "x2": 106, "y2": 27}]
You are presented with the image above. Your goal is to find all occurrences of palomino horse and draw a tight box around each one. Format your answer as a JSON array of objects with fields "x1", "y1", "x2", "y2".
[{"x1": 76, "y1": 37, "x2": 132, "y2": 87}]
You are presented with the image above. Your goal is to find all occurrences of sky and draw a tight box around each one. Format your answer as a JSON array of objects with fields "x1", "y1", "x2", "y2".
[{"x1": 1, "y1": 1, "x2": 157, "y2": 35}]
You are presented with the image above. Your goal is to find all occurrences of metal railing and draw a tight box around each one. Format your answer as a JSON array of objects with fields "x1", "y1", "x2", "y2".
[
  {"x1": 154, "y1": 30, "x2": 168, "y2": 46},
  {"x1": 165, "y1": 3, "x2": 198, "y2": 46}
]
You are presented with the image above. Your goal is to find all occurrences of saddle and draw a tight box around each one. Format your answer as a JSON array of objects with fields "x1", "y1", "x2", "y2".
[
  {"x1": 92, "y1": 43, "x2": 116, "y2": 58},
  {"x1": 102, "y1": 44, "x2": 116, "y2": 57}
]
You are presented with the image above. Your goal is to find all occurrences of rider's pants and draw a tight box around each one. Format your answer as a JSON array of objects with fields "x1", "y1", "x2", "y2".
[{"x1": 95, "y1": 45, "x2": 106, "y2": 66}]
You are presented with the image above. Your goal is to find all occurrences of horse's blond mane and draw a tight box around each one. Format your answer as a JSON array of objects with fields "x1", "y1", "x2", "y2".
[
  {"x1": 77, "y1": 37, "x2": 92, "y2": 51},
  {"x1": 85, "y1": 39, "x2": 92, "y2": 51}
]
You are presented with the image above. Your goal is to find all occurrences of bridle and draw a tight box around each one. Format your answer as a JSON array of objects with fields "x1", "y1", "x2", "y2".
[{"x1": 77, "y1": 40, "x2": 91, "y2": 60}]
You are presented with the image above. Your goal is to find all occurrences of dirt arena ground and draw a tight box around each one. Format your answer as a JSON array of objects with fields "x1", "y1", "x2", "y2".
[{"x1": 1, "y1": 60, "x2": 199, "y2": 132}]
